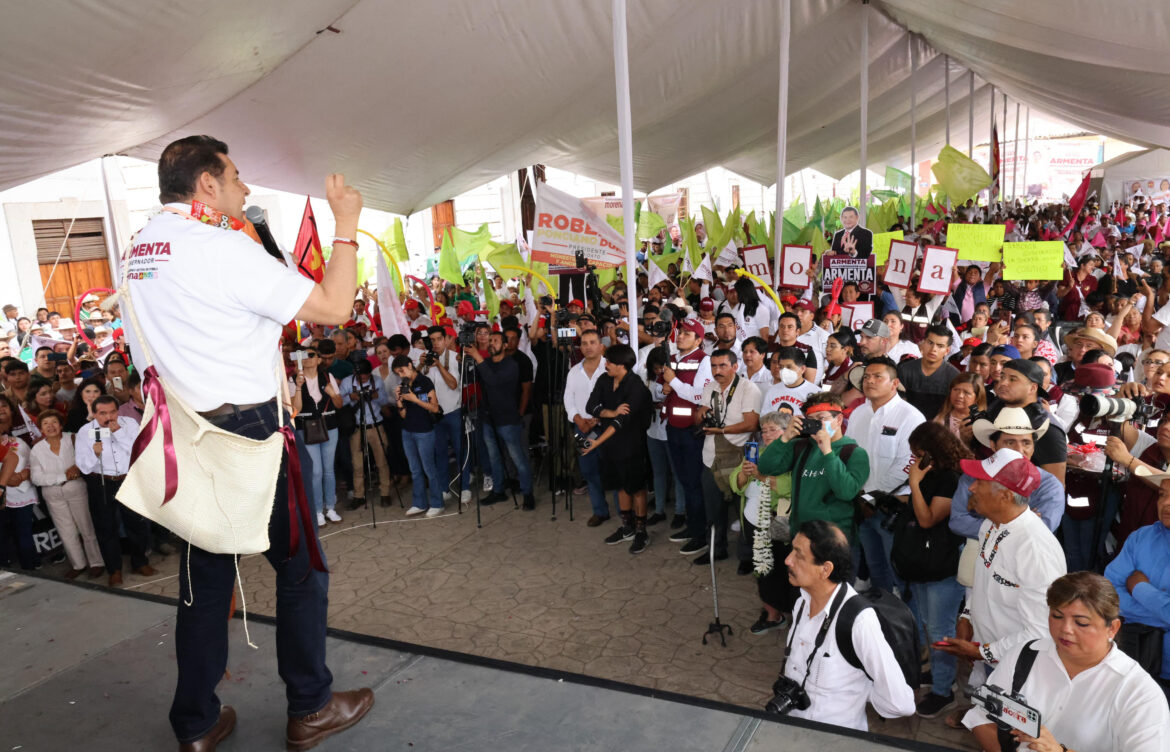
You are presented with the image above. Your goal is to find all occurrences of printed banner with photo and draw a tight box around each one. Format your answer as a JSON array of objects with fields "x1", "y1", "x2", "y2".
[
  {"x1": 822, "y1": 255, "x2": 876, "y2": 296},
  {"x1": 532, "y1": 184, "x2": 627, "y2": 270},
  {"x1": 1125, "y1": 178, "x2": 1170, "y2": 205}
]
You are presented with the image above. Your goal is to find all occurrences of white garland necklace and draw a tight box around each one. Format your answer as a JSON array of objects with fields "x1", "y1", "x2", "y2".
[{"x1": 751, "y1": 478, "x2": 775, "y2": 576}]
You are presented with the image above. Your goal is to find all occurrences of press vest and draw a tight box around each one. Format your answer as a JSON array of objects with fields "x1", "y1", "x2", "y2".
[{"x1": 662, "y1": 347, "x2": 707, "y2": 429}]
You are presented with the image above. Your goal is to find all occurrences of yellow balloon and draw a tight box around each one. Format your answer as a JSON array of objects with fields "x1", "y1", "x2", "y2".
[
  {"x1": 357, "y1": 229, "x2": 404, "y2": 292},
  {"x1": 495, "y1": 264, "x2": 558, "y2": 310},
  {"x1": 733, "y1": 268, "x2": 785, "y2": 314}
]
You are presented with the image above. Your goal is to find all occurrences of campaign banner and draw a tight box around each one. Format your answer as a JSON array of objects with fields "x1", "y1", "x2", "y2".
[
  {"x1": 1126, "y1": 178, "x2": 1170, "y2": 205},
  {"x1": 533, "y1": 184, "x2": 627, "y2": 270},
  {"x1": 822, "y1": 255, "x2": 876, "y2": 296},
  {"x1": 946, "y1": 223, "x2": 1005, "y2": 263},
  {"x1": 1002, "y1": 241, "x2": 1064, "y2": 281},
  {"x1": 740, "y1": 244, "x2": 772, "y2": 285},
  {"x1": 883, "y1": 240, "x2": 918, "y2": 289},
  {"x1": 872, "y1": 230, "x2": 904, "y2": 265},
  {"x1": 917, "y1": 246, "x2": 958, "y2": 295},
  {"x1": 779, "y1": 245, "x2": 812, "y2": 289}
]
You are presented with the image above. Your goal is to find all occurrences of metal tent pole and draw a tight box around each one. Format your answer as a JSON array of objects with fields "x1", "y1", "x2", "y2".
[
  {"x1": 611, "y1": 0, "x2": 638, "y2": 363},
  {"x1": 774, "y1": 0, "x2": 791, "y2": 286}
]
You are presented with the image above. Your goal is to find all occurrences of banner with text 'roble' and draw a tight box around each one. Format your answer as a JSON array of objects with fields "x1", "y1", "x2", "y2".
[{"x1": 531, "y1": 183, "x2": 626, "y2": 270}]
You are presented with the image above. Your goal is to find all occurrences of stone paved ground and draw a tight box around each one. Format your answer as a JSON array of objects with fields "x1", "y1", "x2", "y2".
[{"x1": 49, "y1": 485, "x2": 977, "y2": 750}]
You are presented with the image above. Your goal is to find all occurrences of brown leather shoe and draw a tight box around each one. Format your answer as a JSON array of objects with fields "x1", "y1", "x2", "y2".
[
  {"x1": 586, "y1": 514, "x2": 610, "y2": 527},
  {"x1": 286, "y1": 688, "x2": 374, "y2": 751},
  {"x1": 178, "y1": 705, "x2": 236, "y2": 751},
  {"x1": 64, "y1": 568, "x2": 85, "y2": 580},
  {"x1": 87, "y1": 566, "x2": 104, "y2": 578},
  {"x1": 136, "y1": 564, "x2": 158, "y2": 576},
  {"x1": 108, "y1": 571, "x2": 123, "y2": 586}
]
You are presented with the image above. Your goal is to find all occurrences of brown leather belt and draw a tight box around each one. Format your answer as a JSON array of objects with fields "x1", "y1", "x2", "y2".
[
  {"x1": 101, "y1": 474, "x2": 126, "y2": 482},
  {"x1": 197, "y1": 399, "x2": 274, "y2": 418}
]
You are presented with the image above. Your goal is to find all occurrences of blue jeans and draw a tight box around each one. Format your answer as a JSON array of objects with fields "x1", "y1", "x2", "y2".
[
  {"x1": 647, "y1": 436, "x2": 683, "y2": 515},
  {"x1": 433, "y1": 409, "x2": 466, "y2": 492},
  {"x1": 169, "y1": 401, "x2": 332, "y2": 743},
  {"x1": 0, "y1": 504, "x2": 39, "y2": 570},
  {"x1": 856, "y1": 510, "x2": 904, "y2": 595},
  {"x1": 402, "y1": 429, "x2": 443, "y2": 509},
  {"x1": 909, "y1": 576, "x2": 965, "y2": 696},
  {"x1": 577, "y1": 445, "x2": 617, "y2": 518},
  {"x1": 666, "y1": 425, "x2": 706, "y2": 540},
  {"x1": 1061, "y1": 486, "x2": 1120, "y2": 572},
  {"x1": 297, "y1": 427, "x2": 338, "y2": 515},
  {"x1": 483, "y1": 422, "x2": 532, "y2": 495}
]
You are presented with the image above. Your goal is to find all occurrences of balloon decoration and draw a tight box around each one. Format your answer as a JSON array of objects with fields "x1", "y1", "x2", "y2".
[{"x1": 73, "y1": 287, "x2": 116, "y2": 349}]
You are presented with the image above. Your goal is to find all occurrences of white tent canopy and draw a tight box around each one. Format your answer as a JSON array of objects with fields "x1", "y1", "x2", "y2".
[
  {"x1": 1088, "y1": 149, "x2": 1170, "y2": 207},
  {"x1": 3, "y1": 0, "x2": 1169, "y2": 215}
]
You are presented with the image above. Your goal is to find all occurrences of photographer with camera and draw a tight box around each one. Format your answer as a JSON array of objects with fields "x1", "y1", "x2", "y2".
[
  {"x1": 341, "y1": 360, "x2": 393, "y2": 506},
  {"x1": 691, "y1": 348, "x2": 762, "y2": 565},
  {"x1": 772, "y1": 519, "x2": 915, "y2": 731},
  {"x1": 563, "y1": 329, "x2": 615, "y2": 523},
  {"x1": 962, "y1": 572, "x2": 1169, "y2": 752},
  {"x1": 581, "y1": 344, "x2": 653, "y2": 553},
  {"x1": 423, "y1": 326, "x2": 468, "y2": 504},
  {"x1": 757, "y1": 392, "x2": 869, "y2": 543},
  {"x1": 392, "y1": 355, "x2": 445, "y2": 517},
  {"x1": 661, "y1": 319, "x2": 715, "y2": 555},
  {"x1": 845, "y1": 356, "x2": 925, "y2": 595}
]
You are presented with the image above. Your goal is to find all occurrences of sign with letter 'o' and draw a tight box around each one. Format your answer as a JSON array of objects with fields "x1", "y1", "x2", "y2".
[{"x1": 779, "y1": 245, "x2": 812, "y2": 289}]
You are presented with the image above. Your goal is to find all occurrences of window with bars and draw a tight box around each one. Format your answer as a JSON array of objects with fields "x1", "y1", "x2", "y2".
[{"x1": 33, "y1": 218, "x2": 107, "y2": 263}]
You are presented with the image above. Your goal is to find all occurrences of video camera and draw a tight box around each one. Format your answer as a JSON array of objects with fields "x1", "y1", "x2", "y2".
[
  {"x1": 457, "y1": 322, "x2": 477, "y2": 349},
  {"x1": 966, "y1": 683, "x2": 1041, "y2": 739},
  {"x1": 764, "y1": 674, "x2": 811, "y2": 716},
  {"x1": 1079, "y1": 393, "x2": 1158, "y2": 428}
]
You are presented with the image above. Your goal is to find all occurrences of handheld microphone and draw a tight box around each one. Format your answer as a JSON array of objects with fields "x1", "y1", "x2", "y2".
[{"x1": 244, "y1": 205, "x2": 285, "y2": 263}]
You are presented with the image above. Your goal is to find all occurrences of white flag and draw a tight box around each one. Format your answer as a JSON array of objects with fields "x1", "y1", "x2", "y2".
[
  {"x1": 692, "y1": 254, "x2": 714, "y2": 282},
  {"x1": 376, "y1": 248, "x2": 411, "y2": 339},
  {"x1": 647, "y1": 259, "x2": 668, "y2": 288},
  {"x1": 716, "y1": 240, "x2": 740, "y2": 268}
]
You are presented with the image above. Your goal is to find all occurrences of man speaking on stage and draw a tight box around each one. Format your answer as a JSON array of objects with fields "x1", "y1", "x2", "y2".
[{"x1": 125, "y1": 135, "x2": 372, "y2": 751}]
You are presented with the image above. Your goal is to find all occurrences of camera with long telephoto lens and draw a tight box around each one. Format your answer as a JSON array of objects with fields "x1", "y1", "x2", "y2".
[
  {"x1": 764, "y1": 674, "x2": 811, "y2": 715},
  {"x1": 1079, "y1": 393, "x2": 1157, "y2": 427}
]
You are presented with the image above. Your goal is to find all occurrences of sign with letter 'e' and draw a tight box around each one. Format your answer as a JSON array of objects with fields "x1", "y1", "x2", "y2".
[
  {"x1": 917, "y1": 246, "x2": 958, "y2": 296},
  {"x1": 779, "y1": 245, "x2": 812, "y2": 289},
  {"x1": 883, "y1": 240, "x2": 918, "y2": 288},
  {"x1": 740, "y1": 244, "x2": 772, "y2": 286}
]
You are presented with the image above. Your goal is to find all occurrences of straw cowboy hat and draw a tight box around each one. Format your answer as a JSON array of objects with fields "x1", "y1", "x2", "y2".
[{"x1": 972, "y1": 406, "x2": 1050, "y2": 449}]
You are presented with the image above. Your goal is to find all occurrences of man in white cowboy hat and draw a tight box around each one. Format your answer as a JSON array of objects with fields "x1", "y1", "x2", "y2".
[
  {"x1": 990, "y1": 358, "x2": 1068, "y2": 485},
  {"x1": 948, "y1": 407, "x2": 1066, "y2": 540},
  {"x1": 1054, "y1": 326, "x2": 1118, "y2": 384},
  {"x1": 78, "y1": 292, "x2": 101, "y2": 324}
]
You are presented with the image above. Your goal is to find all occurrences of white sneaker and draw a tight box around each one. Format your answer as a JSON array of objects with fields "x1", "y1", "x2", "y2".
[
  {"x1": 316, "y1": 512, "x2": 327, "y2": 527},
  {"x1": 425, "y1": 506, "x2": 444, "y2": 518},
  {"x1": 482, "y1": 476, "x2": 494, "y2": 493},
  {"x1": 405, "y1": 506, "x2": 426, "y2": 516},
  {"x1": 325, "y1": 508, "x2": 342, "y2": 523},
  {"x1": 460, "y1": 490, "x2": 472, "y2": 504},
  {"x1": 730, "y1": 520, "x2": 741, "y2": 533}
]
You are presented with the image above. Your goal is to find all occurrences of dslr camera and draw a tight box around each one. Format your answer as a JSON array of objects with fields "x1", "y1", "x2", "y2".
[
  {"x1": 798, "y1": 417, "x2": 823, "y2": 437},
  {"x1": 764, "y1": 674, "x2": 811, "y2": 716},
  {"x1": 574, "y1": 430, "x2": 598, "y2": 454},
  {"x1": 644, "y1": 318, "x2": 671, "y2": 339},
  {"x1": 1079, "y1": 393, "x2": 1157, "y2": 428}
]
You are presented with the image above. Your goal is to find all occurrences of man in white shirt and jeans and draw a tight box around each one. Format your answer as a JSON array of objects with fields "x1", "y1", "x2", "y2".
[
  {"x1": 425, "y1": 325, "x2": 466, "y2": 504},
  {"x1": 779, "y1": 519, "x2": 916, "y2": 731},
  {"x1": 74, "y1": 395, "x2": 152, "y2": 585},
  {"x1": 845, "y1": 356, "x2": 925, "y2": 596},
  {"x1": 126, "y1": 136, "x2": 372, "y2": 751},
  {"x1": 563, "y1": 330, "x2": 616, "y2": 525}
]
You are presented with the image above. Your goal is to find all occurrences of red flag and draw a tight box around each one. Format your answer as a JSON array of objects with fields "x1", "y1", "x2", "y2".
[
  {"x1": 1061, "y1": 174, "x2": 1092, "y2": 239},
  {"x1": 989, "y1": 120, "x2": 1001, "y2": 200},
  {"x1": 293, "y1": 197, "x2": 325, "y2": 283}
]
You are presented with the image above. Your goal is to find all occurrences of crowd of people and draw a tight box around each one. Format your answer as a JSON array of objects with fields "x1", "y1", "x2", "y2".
[{"x1": 5, "y1": 185, "x2": 1170, "y2": 751}]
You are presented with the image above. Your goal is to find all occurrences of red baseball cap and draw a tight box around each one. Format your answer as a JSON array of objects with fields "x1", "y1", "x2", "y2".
[
  {"x1": 456, "y1": 300, "x2": 475, "y2": 316},
  {"x1": 699, "y1": 297, "x2": 716, "y2": 312},
  {"x1": 792, "y1": 298, "x2": 815, "y2": 313},
  {"x1": 679, "y1": 318, "x2": 706, "y2": 338},
  {"x1": 962, "y1": 336, "x2": 983, "y2": 348},
  {"x1": 960, "y1": 448, "x2": 1041, "y2": 497},
  {"x1": 568, "y1": 299, "x2": 585, "y2": 310},
  {"x1": 403, "y1": 299, "x2": 419, "y2": 310}
]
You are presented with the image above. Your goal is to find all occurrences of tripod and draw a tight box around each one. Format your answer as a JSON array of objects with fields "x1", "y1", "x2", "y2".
[
  {"x1": 538, "y1": 334, "x2": 576, "y2": 522},
  {"x1": 353, "y1": 379, "x2": 402, "y2": 529}
]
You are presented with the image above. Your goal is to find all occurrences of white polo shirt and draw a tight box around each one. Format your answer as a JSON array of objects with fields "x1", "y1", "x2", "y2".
[{"x1": 124, "y1": 206, "x2": 314, "y2": 411}]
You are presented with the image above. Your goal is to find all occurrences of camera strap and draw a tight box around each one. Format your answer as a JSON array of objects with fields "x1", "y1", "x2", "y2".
[{"x1": 785, "y1": 584, "x2": 850, "y2": 691}]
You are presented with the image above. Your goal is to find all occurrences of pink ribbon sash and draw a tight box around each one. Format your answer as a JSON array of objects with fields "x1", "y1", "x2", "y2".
[
  {"x1": 130, "y1": 366, "x2": 178, "y2": 503},
  {"x1": 281, "y1": 425, "x2": 328, "y2": 573}
]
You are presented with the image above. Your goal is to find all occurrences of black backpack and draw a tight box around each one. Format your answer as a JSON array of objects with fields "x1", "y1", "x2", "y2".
[{"x1": 834, "y1": 587, "x2": 921, "y2": 690}]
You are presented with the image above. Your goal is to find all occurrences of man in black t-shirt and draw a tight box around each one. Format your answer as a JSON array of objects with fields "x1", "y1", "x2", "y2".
[
  {"x1": 896, "y1": 325, "x2": 959, "y2": 420},
  {"x1": 987, "y1": 358, "x2": 1068, "y2": 486},
  {"x1": 466, "y1": 331, "x2": 535, "y2": 509}
]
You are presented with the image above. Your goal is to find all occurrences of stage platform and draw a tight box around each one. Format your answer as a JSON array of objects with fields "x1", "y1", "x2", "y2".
[{"x1": 0, "y1": 572, "x2": 955, "y2": 751}]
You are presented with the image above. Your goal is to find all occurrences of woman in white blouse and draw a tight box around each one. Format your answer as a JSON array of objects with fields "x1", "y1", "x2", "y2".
[
  {"x1": 29, "y1": 409, "x2": 103, "y2": 578},
  {"x1": 0, "y1": 394, "x2": 41, "y2": 570},
  {"x1": 965, "y1": 571, "x2": 1169, "y2": 752}
]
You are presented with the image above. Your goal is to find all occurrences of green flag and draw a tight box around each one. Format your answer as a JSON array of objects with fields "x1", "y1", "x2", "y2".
[
  {"x1": 477, "y1": 264, "x2": 499, "y2": 320},
  {"x1": 781, "y1": 216, "x2": 803, "y2": 245},
  {"x1": 783, "y1": 199, "x2": 806, "y2": 228},
  {"x1": 680, "y1": 216, "x2": 702, "y2": 267},
  {"x1": 438, "y1": 228, "x2": 464, "y2": 286},
  {"x1": 378, "y1": 217, "x2": 410, "y2": 262},
  {"x1": 809, "y1": 224, "x2": 829, "y2": 256},
  {"x1": 885, "y1": 166, "x2": 912, "y2": 194},
  {"x1": 636, "y1": 211, "x2": 666, "y2": 241},
  {"x1": 653, "y1": 250, "x2": 683, "y2": 271},
  {"x1": 871, "y1": 189, "x2": 900, "y2": 201},
  {"x1": 450, "y1": 223, "x2": 494, "y2": 261},
  {"x1": 701, "y1": 206, "x2": 724, "y2": 249},
  {"x1": 484, "y1": 242, "x2": 525, "y2": 275},
  {"x1": 931, "y1": 145, "x2": 992, "y2": 205}
]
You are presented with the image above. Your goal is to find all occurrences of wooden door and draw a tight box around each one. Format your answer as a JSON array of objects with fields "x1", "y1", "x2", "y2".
[
  {"x1": 39, "y1": 259, "x2": 113, "y2": 315},
  {"x1": 33, "y1": 217, "x2": 111, "y2": 315},
  {"x1": 431, "y1": 200, "x2": 455, "y2": 250}
]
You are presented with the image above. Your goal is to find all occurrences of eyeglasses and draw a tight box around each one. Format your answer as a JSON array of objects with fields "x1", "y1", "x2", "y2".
[
  {"x1": 1143, "y1": 359, "x2": 1168, "y2": 367},
  {"x1": 306, "y1": 352, "x2": 318, "y2": 357}
]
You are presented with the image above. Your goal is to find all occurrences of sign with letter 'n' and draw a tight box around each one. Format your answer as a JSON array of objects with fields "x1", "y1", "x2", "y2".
[
  {"x1": 917, "y1": 246, "x2": 958, "y2": 295},
  {"x1": 883, "y1": 240, "x2": 917, "y2": 288},
  {"x1": 740, "y1": 244, "x2": 772, "y2": 286},
  {"x1": 779, "y1": 245, "x2": 812, "y2": 289}
]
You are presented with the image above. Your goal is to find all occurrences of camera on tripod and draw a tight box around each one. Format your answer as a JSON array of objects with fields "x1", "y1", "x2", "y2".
[
  {"x1": 645, "y1": 319, "x2": 671, "y2": 338},
  {"x1": 764, "y1": 674, "x2": 811, "y2": 715},
  {"x1": 966, "y1": 683, "x2": 1041, "y2": 738},
  {"x1": 457, "y1": 322, "x2": 477, "y2": 349},
  {"x1": 1079, "y1": 393, "x2": 1157, "y2": 427}
]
